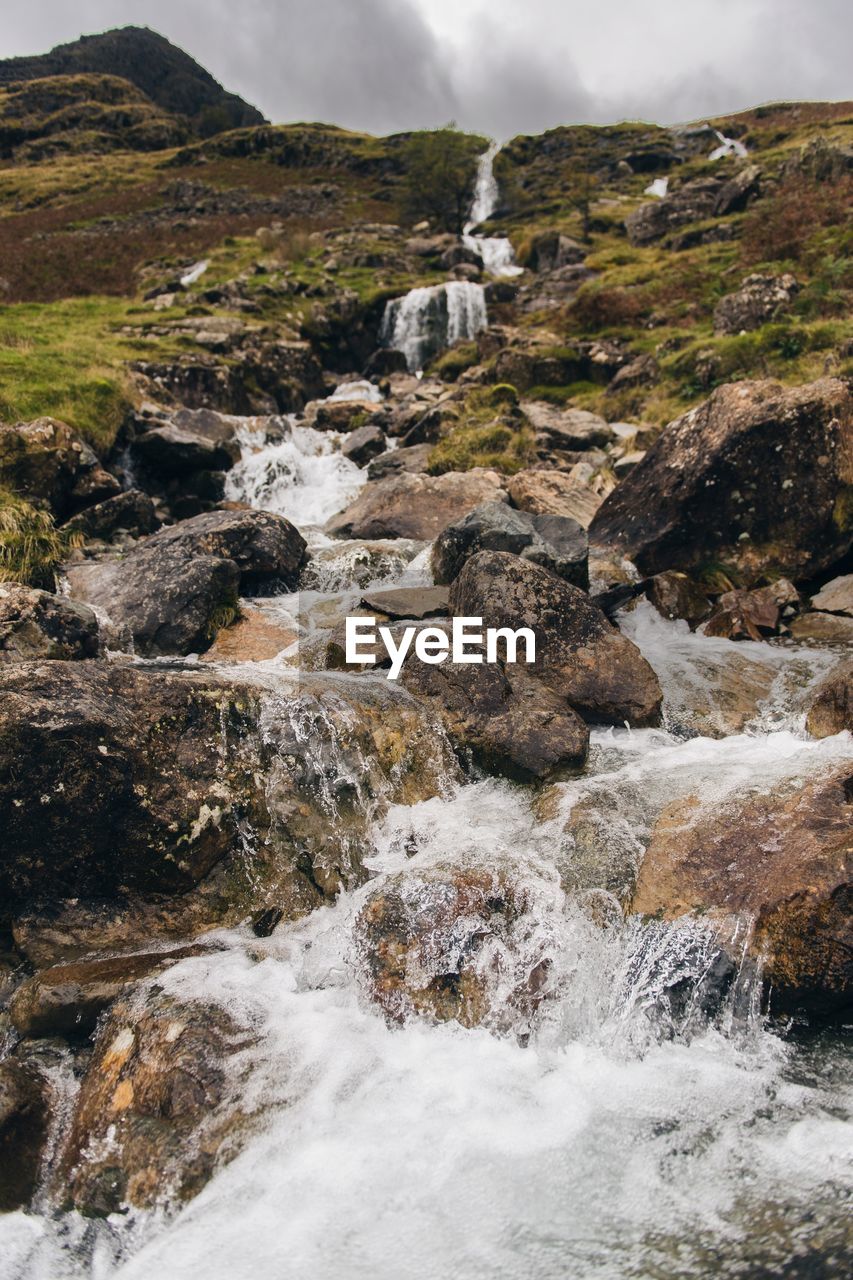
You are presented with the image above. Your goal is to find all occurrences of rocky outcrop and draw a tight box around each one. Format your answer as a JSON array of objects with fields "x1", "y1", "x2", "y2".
[
  {"x1": 56, "y1": 987, "x2": 251, "y2": 1215},
  {"x1": 713, "y1": 273, "x2": 800, "y2": 335},
  {"x1": 811, "y1": 574, "x2": 853, "y2": 615},
  {"x1": 625, "y1": 168, "x2": 760, "y2": 247},
  {"x1": 632, "y1": 764, "x2": 853, "y2": 1018},
  {"x1": 522, "y1": 232, "x2": 585, "y2": 272},
  {"x1": 341, "y1": 424, "x2": 386, "y2": 467},
  {"x1": 61, "y1": 489, "x2": 158, "y2": 541},
  {"x1": 449, "y1": 551, "x2": 662, "y2": 726},
  {"x1": 589, "y1": 378, "x2": 853, "y2": 585},
  {"x1": 805, "y1": 661, "x2": 852, "y2": 738},
  {"x1": 507, "y1": 469, "x2": 606, "y2": 528},
  {"x1": 431, "y1": 501, "x2": 589, "y2": 588},
  {"x1": 0, "y1": 584, "x2": 99, "y2": 660},
  {"x1": 645, "y1": 571, "x2": 712, "y2": 628},
  {"x1": 0, "y1": 418, "x2": 119, "y2": 520},
  {"x1": 66, "y1": 508, "x2": 306, "y2": 655},
  {"x1": 130, "y1": 421, "x2": 240, "y2": 474},
  {"x1": 326, "y1": 470, "x2": 507, "y2": 541}
]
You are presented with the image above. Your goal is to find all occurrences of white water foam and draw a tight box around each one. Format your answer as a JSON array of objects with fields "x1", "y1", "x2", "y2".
[
  {"x1": 463, "y1": 141, "x2": 523, "y2": 278},
  {"x1": 380, "y1": 281, "x2": 487, "y2": 373}
]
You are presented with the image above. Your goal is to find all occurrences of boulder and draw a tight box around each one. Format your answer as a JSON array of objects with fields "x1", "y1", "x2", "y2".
[
  {"x1": 713, "y1": 273, "x2": 800, "y2": 336},
  {"x1": 607, "y1": 354, "x2": 659, "y2": 393},
  {"x1": 703, "y1": 579, "x2": 799, "y2": 641},
  {"x1": 61, "y1": 489, "x2": 158, "y2": 541},
  {"x1": 805, "y1": 661, "x2": 852, "y2": 738},
  {"x1": 713, "y1": 164, "x2": 761, "y2": 216},
  {"x1": 66, "y1": 508, "x2": 306, "y2": 656},
  {"x1": 644, "y1": 571, "x2": 712, "y2": 628},
  {"x1": 431, "y1": 501, "x2": 588, "y2": 589},
  {"x1": 811, "y1": 574, "x2": 853, "y2": 616},
  {"x1": 520, "y1": 400, "x2": 616, "y2": 450},
  {"x1": 326, "y1": 470, "x2": 507, "y2": 541},
  {"x1": 589, "y1": 378, "x2": 853, "y2": 586},
  {"x1": 624, "y1": 176, "x2": 724, "y2": 247},
  {"x1": 507, "y1": 469, "x2": 604, "y2": 528},
  {"x1": 789, "y1": 612, "x2": 853, "y2": 645},
  {"x1": 9, "y1": 945, "x2": 209, "y2": 1039},
  {"x1": 0, "y1": 1060, "x2": 49, "y2": 1211},
  {"x1": 0, "y1": 418, "x2": 118, "y2": 520},
  {"x1": 341, "y1": 423, "x2": 386, "y2": 467},
  {"x1": 56, "y1": 988, "x2": 251, "y2": 1214},
  {"x1": 367, "y1": 444, "x2": 432, "y2": 479},
  {"x1": 130, "y1": 422, "x2": 240, "y2": 474},
  {"x1": 632, "y1": 764, "x2": 853, "y2": 1018},
  {"x1": 523, "y1": 231, "x2": 585, "y2": 272},
  {"x1": 0, "y1": 584, "x2": 99, "y2": 661},
  {"x1": 355, "y1": 867, "x2": 551, "y2": 1028},
  {"x1": 360, "y1": 586, "x2": 449, "y2": 620},
  {"x1": 449, "y1": 551, "x2": 662, "y2": 726}
]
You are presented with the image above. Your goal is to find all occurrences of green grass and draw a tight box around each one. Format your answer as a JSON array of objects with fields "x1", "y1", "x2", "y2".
[{"x1": 0, "y1": 487, "x2": 83, "y2": 588}]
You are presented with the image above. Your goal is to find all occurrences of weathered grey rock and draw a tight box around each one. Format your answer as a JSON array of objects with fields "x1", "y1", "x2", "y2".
[
  {"x1": 523, "y1": 231, "x2": 585, "y2": 272},
  {"x1": 431, "y1": 501, "x2": 588, "y2": 589},
  {"x1": 61, "y1": 489, "x2": 158, "y2": 541},
  {"x1": 366, "y1": 444, "x2": 432, "y2": 479},
  {"x1": 521, "y1": 401, "x2": 616, "y2": 450},
  {"x1": 0, "y1": 584, "x2": 99, "y2": 661},
  {"x1": 0, "y1": 418, "x2": 118, "y2": 520},
  {"x1": 131, "y1": 423, "x2": 240, "y2": 474},
  {"x1": 0, "y1": 1060, "x2": 49, "y2": 1211},
  {"x1": 450, "y1": 551, "x2": 662, "y2": 726},
  {"x1": 360, "y1": 586, "x2": 450, "y2": 620},
  {"x1": 327, "y1": 470, "x2": 507, "y2": 541},
  {"x1": 341, "y1": 424, "x2": 386, "y2": 467},
  {"x1": 811, "y1": 574, "x2": 853, "y2": 616},
  {"x1": 66, "y1": 508, "x2": 306, "y2": 656},
  {"x1": 507, "y1": 469, "x2": 605, "y2": 528},
  {"x1": 589, "y1": 378, "x2": 853, "y2": 586},
  {"x1": 805, "y1": 660, "x2": 853, "y2": 738},
  {"x1": 607, "y1": 354, "x2": 659, "y2": 393},
  {"x1": 713, "y1": 164, "x2": 761, "y2": 216},
  {"x1": 713, "y1": 273, "x2": 800, "y2": 335},
  {"x1": 790, "y1": 612, "x2": 853, "y2": 645}
]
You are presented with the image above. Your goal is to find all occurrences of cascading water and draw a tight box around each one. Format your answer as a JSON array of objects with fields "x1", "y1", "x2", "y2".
[
  {"x1": 709, "y1": 130, "x2": 749, "y2": 161},
  {"x1": 463, "y1": 140, "x2": 523, "y2": 278},
  {"x1": 379, "y1": 280, "x2": 487, "y2": 373}
]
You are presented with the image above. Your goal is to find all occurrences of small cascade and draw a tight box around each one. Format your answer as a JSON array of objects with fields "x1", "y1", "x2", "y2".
[
  {"x1": 463, "y1": 140, "x2": 523, "y2": 277},
  {"x1": 709, "y1": 130, "x2": 749, "y2": 161},
  {"x1": 380, "y1": 280, "x2": 487, "y2": 373},
  {"x1": 645, "y1": 176, "x2": 669, "y2": 198}
]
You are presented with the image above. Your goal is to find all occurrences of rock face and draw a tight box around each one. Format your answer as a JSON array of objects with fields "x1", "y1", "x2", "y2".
[
  {"x1": 130, "y1": 421, "x2": 240, "y2": 474},
  {"x1": 0, "y1": 1060, "x2": 49, "y2": 1211},
  {"x1": 713, "y1": 273, "x2": 800, "y2": 335},
  {"x1": 66, "y1": 508, "x2": 306, "y2": 655},
  {"x1": 431, "y1": 501, "x2": 588, "y2": 589},
  {"x1": 356, "y1": 867, "x2": 550, "y2": 1028},
  {"x1": 806, "y1": 661, "x2": 852, "y2": 738},
  {"x1": 520, "y1": 401, "x2": 616, "y2": 451},
  {"x1": 811, "y1": 574, "x2": 853, "y2": 615},
  {"x1": 507, "y1": 469, "x2": 605, "y2": 528},
  {"x1": 326, "y1": 470, "x2": 507, "y2": 541},
  {"x1": 449, "y1": 551, "x2": 662, "y2": 726},
  {"x1": 61, "y1": 489, "x2": 158, "y2": 541},
  {"x1": 589, "y1": 378, "x2": 853, "y2": 585},
  {"x1": 56, "y1": 988, "x2": 250, "y2": 1215},
  {"x1": 632, "y1": 764, "x2": 853, "y2": 1018},
  {"x1": 0, "y1": 584, "x2": 99, "y2": 660},
  {"x1": 0, "y1": 418, "x2": 119, "y2": 519},
  {"x1": 523, "y1": 232, "x2": 585, "y2": 272},
  {"x1": 645, "y1": 571, "x2": 711, "y2": 628},
  {"x1": 341, "y1": 424, "x2": 386, "y2": 467}
]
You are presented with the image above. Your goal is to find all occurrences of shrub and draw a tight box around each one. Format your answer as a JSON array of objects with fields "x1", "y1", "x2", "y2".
[{"x1": 0, "y1": 489, "x2": 82, "y2": 588}]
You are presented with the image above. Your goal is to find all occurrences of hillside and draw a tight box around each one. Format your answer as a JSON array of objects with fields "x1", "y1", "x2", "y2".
[{"x1": 0, "y1": 26, "x2": 266, "y2": 137}]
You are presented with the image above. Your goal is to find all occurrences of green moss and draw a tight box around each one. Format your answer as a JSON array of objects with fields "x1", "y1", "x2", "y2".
[
  {"x1": 0, "y1": 488, "x2": 83, "y2": 588},
  {"x1": 427, "y1": 420, "x2": 535, "y2": 476},
  {"x1": 427, "y1": 341, "x2": 478, "y2": 381}
]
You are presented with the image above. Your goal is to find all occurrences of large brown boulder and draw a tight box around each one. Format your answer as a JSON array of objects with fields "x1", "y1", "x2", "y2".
[
  {"x1": 66, "y1": 508, "x2": 306, "y2": 655},
  {"x1": 0, "y1": 584, "x2": 99, "y2": 661},
  {"x1": 449, "y1": 551, "x2": 662, "y2": 726},
  {"x1": 431, "y1": 501, "x2": 588, "y2": 588},
  {"x1": 0, "y1": 418, "x2": 119, "y2": 520},
  {"x1": 589, "y1": 379, "x2": 853, "y2": 585},
  {"x1": 56, "y1": 988, "x2": 251, "y2": 1215},
  {"x1": 326, "y1": 470, "x2": 507, "y2": 541},
  {"x1": 632, "y1": 764, "x2": 853, "y2": 1018},
  {"x1": 805, "y1": 660, "x2": 853, "y2": 738}
]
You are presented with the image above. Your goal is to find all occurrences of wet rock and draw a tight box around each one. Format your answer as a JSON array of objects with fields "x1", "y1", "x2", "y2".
[
  {"x1": 0, "y1": 1060, "x2": 49, "y2": 1211},
  {"x1": 326, "y1": 470, "x2": 507, "y2": 541},
  {"x1": 450, "y1": 551, "x2": 662, "y2": 726},
  {"x1": 66, "y1": 508, "x2": 306, "y2": 656},
  {"x1": 521, "y1": 400, "x2": 616, "y2": 450},
  {"x1": 307, "y1": 400, "x2": 371, "y2": 433},
  {"x1": 356, "y1": 867, "x2": 551, "y2": 1028},
  {"x1": 134, "y1": 337, "x2": 324, "y2": 415},
  {"x1": 61, "y1": 489, "x2": 158, "y2": 541},
  {"x1": 0, "y1": 418, "x2": 118, "y2": 520},
  {"x1": 589, "y1": 378, "x2": 853, "y2": 586},
  {"x1": 632, "y1": 764, "x2": 853, "y2": 1018},
  {"x1": 713, "y1": 273, "x2": 800, "y2": 336},
  {"x1": 507, "y1": 469, "x2": 605, "y2": 528},
  {"x1": 360, "y1": 586, "x2": 450, "y2": 620},
  {"x1": 341, "y1": 424, "x2": 386, "y2": 467},
  {"x1": 56, "y1": 989, "x2": 251, "y2": 1214},
  {"x1": 644, "y1": 571, "x2": 712, "y2": 628},
  {"x1": 704, "y1": 579, "x2": 799, "y2": 641},
  {"x1": 789, "y1": 612, "x2": 853, "y2": 646},
  {"x1": 811, "y1": 574, "x2": 853, "y2": 616},
  {"x1": 366, "y1": 444, "x2": 432, "y2": 479},
  {"x1": 805, "y1": 660, "x2": 853, "y2": 738},
  {"x1": 0, "y1": 584, "x2": 99, "y2": 661},
  {"x1": 131, "y1": 422, "x2": 240, "y2": 474},
  {"x1": 431, "y1": 501, "x2": 588, "y2": 589},
  {"x1": 200, "y1": 606, "x2": 297, "y2": 663},
  {"x1": 9, "y1": 945, "x2": 210, "y2": 1039},
  {"x1": 403, "y1": 650, "x2": 589, "y2": 780}
]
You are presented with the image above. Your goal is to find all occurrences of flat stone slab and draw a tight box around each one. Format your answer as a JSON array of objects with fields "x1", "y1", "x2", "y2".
[
  {"x1": 360, "y1": 586, "x2": 450, "y2": 620},
  {"x1": 811, "y1": 574, "x2": 853, "y2": 616}
]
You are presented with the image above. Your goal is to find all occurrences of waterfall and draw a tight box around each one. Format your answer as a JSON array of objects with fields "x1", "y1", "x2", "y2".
[
  {"x1": 463, "y1": 141, "x2": 523, "y2": 278},
  {"x1": 709, "y1": 130, "x2": 749, "y2": 161},
  {"x1": 380, "y1": 280, "x2": 487, "y2": 373}
]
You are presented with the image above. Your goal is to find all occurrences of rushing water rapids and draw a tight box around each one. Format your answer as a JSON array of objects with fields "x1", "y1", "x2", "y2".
[{"x1": 2, "y1": 403, "x2": 851, "y2": 1280}]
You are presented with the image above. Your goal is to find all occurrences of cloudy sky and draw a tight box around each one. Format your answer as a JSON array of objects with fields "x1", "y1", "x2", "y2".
[{"x1": 2, "y1": 0, "x2": 850, "y2": 137}]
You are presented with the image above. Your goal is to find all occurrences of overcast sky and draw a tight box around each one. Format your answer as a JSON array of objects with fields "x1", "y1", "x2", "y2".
[{"x1": 2, "y1": 0, "x2": 850, "y2": 137}]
